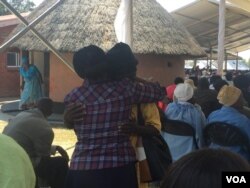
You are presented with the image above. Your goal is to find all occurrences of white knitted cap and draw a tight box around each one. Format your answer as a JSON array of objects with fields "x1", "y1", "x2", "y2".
[{"x1": 174, "y1": 83, "x2": 194, "y2": 102}]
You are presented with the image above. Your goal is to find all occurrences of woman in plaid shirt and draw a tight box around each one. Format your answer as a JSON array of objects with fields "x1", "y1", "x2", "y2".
[{"x1": 64, "y1": 44, "x2": 164, "y2": 188}]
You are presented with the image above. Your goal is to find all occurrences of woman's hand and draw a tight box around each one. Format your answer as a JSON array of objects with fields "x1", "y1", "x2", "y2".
[{"x1": 64, "y1": 103, "x2": 85, "y2": 129}]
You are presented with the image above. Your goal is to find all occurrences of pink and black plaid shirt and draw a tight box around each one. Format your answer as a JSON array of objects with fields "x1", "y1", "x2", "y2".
[{"x1": 64, "y1": 78, "x2": 164, "y2": 170}]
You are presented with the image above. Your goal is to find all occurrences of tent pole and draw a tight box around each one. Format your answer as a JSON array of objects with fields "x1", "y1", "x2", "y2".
[
  {"x1": 129, "y1": 0, "x2": 133, "y2": 49},
  {"x1": 0, "y1": 0, "x2": 61, "y2": 52},
  {"x1": 210, "y1": 47, "x2": 212, "y2": 70},
  {"x1": 236, "y1": 52, "x2": 239, "y2": 71},
  {"x1": 0, "y1": 0, "x2": 74, "y2": 72},
  {"x1": 114, "y1": 0, "x2": 133, "y2": 49},
  {"x1": 225, "y1": 50, "x2": 227, "y2": 71},
  {"x1": 217, "y1": 0, "x2": 225, "y2": 75}
]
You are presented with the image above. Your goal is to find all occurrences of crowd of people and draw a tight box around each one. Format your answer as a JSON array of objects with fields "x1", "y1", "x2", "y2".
[
  {"x1": 162, "y1": 72, "x2": 250, "y2": 156},
  {"x1": 1, "y1": 42, "x2": 250, "y2": 188}
]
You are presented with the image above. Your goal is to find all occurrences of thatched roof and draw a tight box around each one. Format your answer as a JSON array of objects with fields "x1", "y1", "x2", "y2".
[{"x1": 9, "y1": 0, "x2": 206, "y2": 57}]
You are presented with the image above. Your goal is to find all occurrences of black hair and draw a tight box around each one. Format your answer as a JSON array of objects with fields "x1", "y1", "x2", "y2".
[
  {"x1": 189, "y1": 76, "x2": 198, "y2": 87},
  {"x1": 198, "y1": 77, "x2": 209, "y2": 90},
  {"x1": 37, "y1": 98, "x2": 53, "y2": 117},
  {"x1": 174, "y1": 77, "x2": 184, "y2": 85},
  {"x1": 161, "y1": 149, "x2": 250, "y2": 188},
  {"x1": 106, "y1": 42, "x2": 138, "y2": 80},
  {"x1": 233, "y1": 75, "x2": 249, "y2": 90},
  {"x1": 225, "y1": 72, "x2": 233, "y2": 81},
  {"x1": 73, "y1": 45, "x2": 107, "y2": 80},
  {"x1": 209, "y1": 75, "x2": 222, "y2": 85},
  {"x1": 213, "y1": 80, "x2": 228, "y2": 93}
]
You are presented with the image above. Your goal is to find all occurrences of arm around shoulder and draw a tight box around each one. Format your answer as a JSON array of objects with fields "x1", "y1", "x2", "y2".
[{"x1": 132, "y1": 80, "x2": 165, "y2": 104}]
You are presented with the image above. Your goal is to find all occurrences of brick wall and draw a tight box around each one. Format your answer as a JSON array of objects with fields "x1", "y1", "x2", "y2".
[
  {"x1": 49, "y1": 53, "x2": 82, "y2": 102},
  {"x1": 135, "y1": 54, "x2": 185, "y2": 86},
  {"x1": 49, "y1": 53, "x2": 184, "y2": 102},
  {"x1": 0, "y1": 25, "x2": 20, "y2": 97}
]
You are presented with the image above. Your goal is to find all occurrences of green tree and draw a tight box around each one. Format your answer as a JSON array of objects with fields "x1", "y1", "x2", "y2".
[{"x1": 0, "y1": 0, "x2": 35, "y2": 15}]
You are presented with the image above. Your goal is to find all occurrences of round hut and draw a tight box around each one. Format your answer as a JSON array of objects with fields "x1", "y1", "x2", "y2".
[{"x1": 9, "y1": 0, "x2": 206, "y2": 102}]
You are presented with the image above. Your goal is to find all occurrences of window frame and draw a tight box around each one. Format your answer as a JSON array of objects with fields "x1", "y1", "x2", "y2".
[{"x1": 6, "y1": 51, "x2": 20, "y2": 68}]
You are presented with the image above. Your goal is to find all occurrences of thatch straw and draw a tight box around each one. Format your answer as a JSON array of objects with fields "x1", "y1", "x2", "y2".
[{"x1": 8, "y1": 0, "x2": 206, "y2": 57}]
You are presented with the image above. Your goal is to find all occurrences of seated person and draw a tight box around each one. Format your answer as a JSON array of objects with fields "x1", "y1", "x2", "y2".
[
  {"x1": 207, "y1": 85, "x2": 250, "y2": 160},
  {"x1": 0, "y1": 134, "x2": 36, "y2": 188},
  {"x1": 234, "y1": 75, "x2": 250, "y2": 107},
  {"x1": 184, "y1": 79, "x2": 196, "y2": 91},
  {"x1": 223, "y1": 71, "x2": 234, "y2": 86},
  {"x1": 209, "y1": 75, "x2": 222, "y2": 90},
  {"x1": 161, "y1": 149, "x2": 250, "y2": 188},
  {"x1": 3, "y1": 98, "x2": 69, "y2": 188},
  {"x1": 194, "y1": 77, "x2": 221, "y2": 117},
  {"x1": 166, "y1": 77, "x2": 184, "y2": 103},
  {"x1": 213, "y1": 79, "x2": 228, "y2": 93},
  {"x1": 163, "y1": 83, "x2": 206, "y2": 161},
  {"x1": 158, "y1": 77, "x2": 184, "y2": 111}
]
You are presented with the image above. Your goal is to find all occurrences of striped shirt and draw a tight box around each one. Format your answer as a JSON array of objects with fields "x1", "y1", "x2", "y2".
[{"x1": 64, "y1": 78, "x2": 164, "y2": 170}]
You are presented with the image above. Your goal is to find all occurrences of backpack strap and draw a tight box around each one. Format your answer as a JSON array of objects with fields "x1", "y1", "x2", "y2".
[{"x1": 137, "y1": 104, "x2": 145, "y2": 126}]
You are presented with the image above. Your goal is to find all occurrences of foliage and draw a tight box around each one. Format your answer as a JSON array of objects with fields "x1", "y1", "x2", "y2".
[{"x1": 0, "y1": 0, "x2": 35, "y2": 15}]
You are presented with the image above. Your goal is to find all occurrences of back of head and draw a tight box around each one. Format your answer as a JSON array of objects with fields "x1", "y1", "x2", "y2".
[
  {"x1": 233, "y1": 75, "x2": 249, "y2": 90},
  {"x1": 213, "y1": 79, "x2": 228, "y2": 92},
  {"x1": 198, "y1": 77, "x2": 209, "y2": 90},
  {"x1": 174, "y1": 83, "x2": 194, "y2": 102},
  {"x1": 106, "y1": 42, "x2": 138, "y2": 80},
  {"x1": 217, "y1": 85, "x2": 241, "y2": 107},
  {"x1": 210, "y1": 75, "x2": 222, "y2": 85},
  {"x1": 73, "y1": 45, "x2": 107, "y2": 80},
  {"x1": 161, "y1": 149, "x2": 250, "y2": 188},
  {"x1": 174, "y1": 77, "x2": 184, "y2": 85},
  {"x1": 37, "y1": 98, "x2": 53, "y2": 117},
  {"x1": 225, "y1": 72, "x2": 233, "y2": 81}
]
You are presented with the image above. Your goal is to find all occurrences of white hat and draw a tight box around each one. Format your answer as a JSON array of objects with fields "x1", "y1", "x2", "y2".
[{"x1": 174, "y1": 83, "x2": 194, "y2": 102}]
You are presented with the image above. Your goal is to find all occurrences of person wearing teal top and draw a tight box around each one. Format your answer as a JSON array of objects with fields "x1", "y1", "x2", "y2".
[
  {"x1": 19, "y1": 56, "x2": 43, "y2": 109},
  {"x1": 0, "y1": 134, "x2": 36, "y2": 188}
]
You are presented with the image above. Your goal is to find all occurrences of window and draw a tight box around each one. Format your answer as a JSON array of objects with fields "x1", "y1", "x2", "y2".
[{"x1": 6, "y1": 52, "x2": 20, "y2": 67}]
